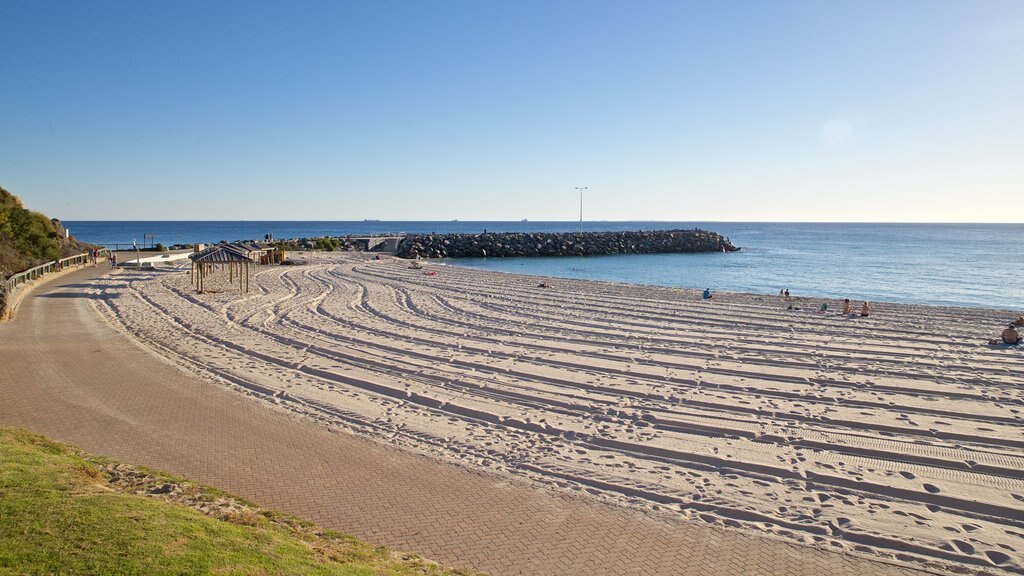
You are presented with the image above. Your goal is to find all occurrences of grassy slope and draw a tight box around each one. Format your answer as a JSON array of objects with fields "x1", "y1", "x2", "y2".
[{"x1": 0, "y1": 426, "x2": 480, "y2": 576}]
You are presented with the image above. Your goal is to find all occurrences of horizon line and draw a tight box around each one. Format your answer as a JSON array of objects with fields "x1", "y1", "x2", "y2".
[{"x1": 61, "y1": 219, "x2": 1024, "y2": 225}]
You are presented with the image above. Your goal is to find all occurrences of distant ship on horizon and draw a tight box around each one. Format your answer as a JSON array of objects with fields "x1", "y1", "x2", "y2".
[{"x1": 363, "y1": 219, "x2": 380, "y2": 222}]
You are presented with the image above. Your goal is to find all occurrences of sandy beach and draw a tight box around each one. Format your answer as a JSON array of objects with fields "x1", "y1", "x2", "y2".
[{"x1": 88, "y1": 254, "x2": 1024, "y2": 574}]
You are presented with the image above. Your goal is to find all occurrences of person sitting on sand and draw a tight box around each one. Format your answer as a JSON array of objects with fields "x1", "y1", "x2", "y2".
[
  {"x1": 703, "y1": 288, "x2": 713, "y2": 300},
  {"x1": 1002, "y1": 324, "x2": 1022, "y2": 345},
  {"x1": 537, "y1": 281, "x2": 549, "y2": 288},
  {"x1": 1013, "y1": 316, "x2": 1024, "y2": 328},
  {"x1": 860, "y1": 301, "x2": 870, "y2": 317},
  {"x1": 842, "y1": 299, "x2": 851, "y2": 314}
]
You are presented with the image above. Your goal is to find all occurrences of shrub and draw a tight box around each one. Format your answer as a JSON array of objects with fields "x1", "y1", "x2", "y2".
[{"x1": 0, "y1": 186, "x2": 61, "y2": 277}]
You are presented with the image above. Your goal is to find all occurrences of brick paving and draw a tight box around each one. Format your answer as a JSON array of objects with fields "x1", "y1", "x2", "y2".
[{"x1": 0, "y1": 268, "x2": 936, "y2": 575}]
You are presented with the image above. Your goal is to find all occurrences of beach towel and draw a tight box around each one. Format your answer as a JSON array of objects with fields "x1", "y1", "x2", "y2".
[{"x1": 987, "y1": 340, "x2": 1023, "y2": 349}]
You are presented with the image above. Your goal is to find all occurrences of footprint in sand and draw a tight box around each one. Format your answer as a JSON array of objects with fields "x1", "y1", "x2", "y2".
[
  {"x1": 899, "y1": 471, "x2": 916, "y2": 480},
  {"x1": 949, "y1": 540, "x2": 975, "y2": 555},
  {"x1": 923, "y1": 483, "x2": 940, "y2": 494},
  {"x1": 985, "y1": 550, "x2": 1011, "y2": 565}
]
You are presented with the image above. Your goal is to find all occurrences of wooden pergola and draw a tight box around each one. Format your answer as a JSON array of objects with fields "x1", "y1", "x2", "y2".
[{"x1": 188, "y1": 244, "x2": 253, "y2": 294}]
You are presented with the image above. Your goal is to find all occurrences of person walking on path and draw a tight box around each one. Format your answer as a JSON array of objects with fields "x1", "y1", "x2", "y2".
[{"x1": 110, "y1": 253, "x2": 117, "y2": 268}]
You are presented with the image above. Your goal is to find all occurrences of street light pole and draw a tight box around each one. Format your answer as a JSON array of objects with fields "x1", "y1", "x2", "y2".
[{"x1": 574, "y1": 186, "x2": 588, "y2": 234}]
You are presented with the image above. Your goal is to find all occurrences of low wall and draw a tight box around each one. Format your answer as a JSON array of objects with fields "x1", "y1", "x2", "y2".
[
  {"x1": 395, "y1": 229, "x2": 739, "y2": 259},
  {"x1": 1, "y1": 258, "x2": 106, "y2": 322}
]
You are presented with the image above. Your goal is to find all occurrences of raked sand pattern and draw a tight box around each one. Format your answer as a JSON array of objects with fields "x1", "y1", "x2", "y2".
[{"x1": 90, "y1": 254, "x2": 1024, "y2": 574}]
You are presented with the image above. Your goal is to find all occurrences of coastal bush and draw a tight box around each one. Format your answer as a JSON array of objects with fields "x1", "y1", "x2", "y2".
[
  {"x1": 316, "y1": 237, "x2": 338, "y2": 252},
  {"x1": 0, "y1": 187, "x2": 60, "y2": 275},
  {"x1": 0, "y1": 185, "x2": 95, "y2": 280}
]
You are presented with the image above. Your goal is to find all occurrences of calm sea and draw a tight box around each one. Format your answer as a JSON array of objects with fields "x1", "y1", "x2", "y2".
[{"x1": 65, "y1": 221, "x2": 1024, "y2": 311}]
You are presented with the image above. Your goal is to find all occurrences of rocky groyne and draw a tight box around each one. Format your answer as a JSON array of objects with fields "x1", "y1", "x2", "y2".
[{"x1": 395, "y1": 229, "x2": 739, "y2": 259}]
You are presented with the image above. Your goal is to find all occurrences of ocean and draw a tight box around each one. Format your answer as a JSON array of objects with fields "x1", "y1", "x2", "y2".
[{"x1": 65, "y1": 221, "x2": 1024, "y2": 311}]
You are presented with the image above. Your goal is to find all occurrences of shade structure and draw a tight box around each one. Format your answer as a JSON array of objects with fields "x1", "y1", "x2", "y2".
[{"x1": 188, "y1": 244, "x2": 255, "y2": 293}]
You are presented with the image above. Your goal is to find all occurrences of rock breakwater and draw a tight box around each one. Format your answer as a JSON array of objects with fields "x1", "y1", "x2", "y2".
[{"x1": 395, "y1": 229, "x2": 739, "y2": 259}]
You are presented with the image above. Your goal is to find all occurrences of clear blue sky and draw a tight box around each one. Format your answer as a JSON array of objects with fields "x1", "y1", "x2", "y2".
[{"x1": 1, "y1": 0, "x2": 1021, "y2": 222}]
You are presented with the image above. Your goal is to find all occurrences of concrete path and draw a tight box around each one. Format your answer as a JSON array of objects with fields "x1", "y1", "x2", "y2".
[{"x1": 0, "y1": 268, "x2": 933, "y2": 576}]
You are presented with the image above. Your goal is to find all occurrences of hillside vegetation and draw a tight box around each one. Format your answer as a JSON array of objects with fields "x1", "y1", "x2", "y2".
[{"x1": 0, "y1": 186, "x2": 94, "y2": 280}]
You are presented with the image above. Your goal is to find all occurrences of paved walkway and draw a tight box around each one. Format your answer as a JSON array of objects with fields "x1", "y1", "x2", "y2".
[{"x1": 0, "y1": 268, "x2": 933, "y2": 576}]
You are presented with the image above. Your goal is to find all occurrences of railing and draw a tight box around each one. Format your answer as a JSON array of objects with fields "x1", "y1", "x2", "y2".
[{"x1": 3, "y1": 249, "x2": 108, "y2": 294}]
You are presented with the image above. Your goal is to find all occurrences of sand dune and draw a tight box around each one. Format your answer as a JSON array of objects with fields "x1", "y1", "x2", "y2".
[{"x1": 88, "y1": 254, "x2": 1024, "y2": 574}]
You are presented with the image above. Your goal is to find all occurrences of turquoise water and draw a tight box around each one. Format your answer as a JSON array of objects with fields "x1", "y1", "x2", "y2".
[
  {"x1": 455, "y1": 223, "x2": 1024, "y2": 311},
  {"x1": 66, "y1": 221, "x2": 1024, "y2": 310}
]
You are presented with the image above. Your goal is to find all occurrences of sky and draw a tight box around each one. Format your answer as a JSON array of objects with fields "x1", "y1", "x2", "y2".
[{"x1": 1, "y1": 0, "x2": 1022, "y2": 222}]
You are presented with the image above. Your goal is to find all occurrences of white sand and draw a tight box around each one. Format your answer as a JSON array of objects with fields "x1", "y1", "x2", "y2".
[{"x1": 90, "y1": 254, "x2": 1024, "y2": 573}]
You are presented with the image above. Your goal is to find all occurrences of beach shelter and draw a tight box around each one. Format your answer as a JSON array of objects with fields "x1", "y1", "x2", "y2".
[
  {"x1": 188, "y1": 244, "x2": 253, "y2": 294},
  {"x1": 230, "y1": 241, "x2": 275, "y2": 264}
]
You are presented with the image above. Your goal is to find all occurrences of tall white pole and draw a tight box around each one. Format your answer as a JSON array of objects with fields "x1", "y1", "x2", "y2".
[{"x1": 575, "y1": 186, "x2": 588, "y2": 234}]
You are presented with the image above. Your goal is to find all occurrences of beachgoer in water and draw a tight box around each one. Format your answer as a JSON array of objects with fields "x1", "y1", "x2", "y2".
[
  {"x1": 860, "y1": 301, "x2": 870, "y2": 317},
  {"x1": 842, "y1": 299, "x2": 851, "y2": 314},
  {"x1": 703, "y1": 288, "x2": 713, "y2": 300},
  {"x1": 1002, "y1": 324, "x2": 1022, "y2": 345}
]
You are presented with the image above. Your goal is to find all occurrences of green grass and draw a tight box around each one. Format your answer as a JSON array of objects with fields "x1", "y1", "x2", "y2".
[{"x1": 0, "y1": 426, "x2": 481, "y2": 576}]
